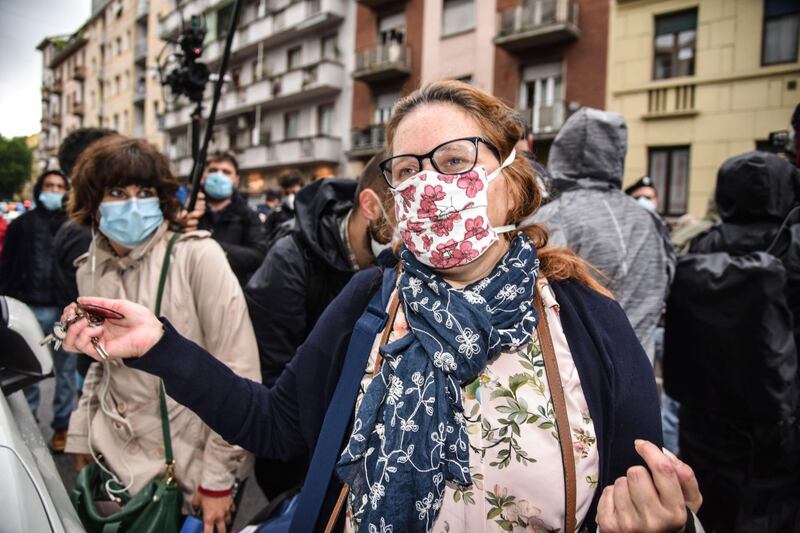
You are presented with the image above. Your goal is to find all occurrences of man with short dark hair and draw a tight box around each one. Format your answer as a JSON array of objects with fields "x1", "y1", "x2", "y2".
[
  {"x1": 197, "y1": 151, "x2": 268, "y2": 285},
  {"x1": 245, "y1": 153, "x2": 394, "y2": 499},
  {"x1": 625, "y1": 175, "x2": 660, "y2": 213}
]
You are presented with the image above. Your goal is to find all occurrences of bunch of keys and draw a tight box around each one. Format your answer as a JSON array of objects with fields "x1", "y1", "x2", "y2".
[{"x1": 40, "y1": 303, "x2": 125, "y2": 360}]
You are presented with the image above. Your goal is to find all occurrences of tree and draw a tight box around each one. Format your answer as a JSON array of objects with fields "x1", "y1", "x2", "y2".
[{"x1": 0, "y1": 136, "x2": 33, "y2": 199}]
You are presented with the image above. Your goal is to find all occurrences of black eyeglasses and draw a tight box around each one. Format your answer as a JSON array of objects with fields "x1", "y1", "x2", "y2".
[{"x1": 379, "y1": 137, "x2": 501, "y2": 188}]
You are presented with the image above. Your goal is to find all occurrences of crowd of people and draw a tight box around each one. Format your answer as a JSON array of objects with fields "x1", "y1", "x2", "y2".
[{"x1": 0, "y1": 81, "x2": 798, "y2": 533}]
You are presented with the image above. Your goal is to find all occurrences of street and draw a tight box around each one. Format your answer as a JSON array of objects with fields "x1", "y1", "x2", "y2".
[{"x1": 34, "y1": 373, "x2": 268, "y2": 531}]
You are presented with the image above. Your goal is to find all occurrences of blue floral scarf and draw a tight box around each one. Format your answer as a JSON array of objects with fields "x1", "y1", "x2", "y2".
[{"x1": 336, "y1": 233, "x2": 540, "y2": 532}]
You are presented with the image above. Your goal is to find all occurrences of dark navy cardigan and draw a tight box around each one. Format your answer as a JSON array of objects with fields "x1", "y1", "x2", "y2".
[{"x1": 128, "y1": 265, "x2": 662, "y2": 531}]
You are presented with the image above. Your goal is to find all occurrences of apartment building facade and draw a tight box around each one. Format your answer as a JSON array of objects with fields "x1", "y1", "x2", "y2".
[
  {"x1": 159, "y1": 0, "x2": 356, "y2": 194},
  {"x1": 348, "y1": 0, "x2": 611, "y2": 172},
  {"x1": 608, "y1": 0, "x2": 800, "y2": 218},
  {"x1": 37, "y1": 0, "x2": 168, "y2": 171}
]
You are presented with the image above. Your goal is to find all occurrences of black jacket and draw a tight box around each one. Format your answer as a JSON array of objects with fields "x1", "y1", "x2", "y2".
[
  {"x1": 0, "y1": 206, "x2": 65, "y2": 306},
  {"x1": 53, "y1": 221, "x2": 92, "y2": 309},
  {"x1": 245, "y1": 178, "x2": 357, "y2": 387},
  {"x1": 198, "y1": 193, "x2": 267, "y2": 285},
  {"x1": 263, "y1": 202, "x2": 295, "y2": 246}
]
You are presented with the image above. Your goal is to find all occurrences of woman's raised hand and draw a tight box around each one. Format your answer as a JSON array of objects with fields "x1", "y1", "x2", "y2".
[
  {"x1": 60, "y1": 297, "x2": 164, "y2": 360},
  {"x1": 597, "y1": 439, "x2": 702, "y2": 533}
]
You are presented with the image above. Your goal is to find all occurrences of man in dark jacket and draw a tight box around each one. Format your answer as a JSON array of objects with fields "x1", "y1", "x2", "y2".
[
  {"x1": 244, "y1": 154, "x2": 393, "y2": 498},
  {"x1": 532, "y1": 108, "x2": 675, "y2": 363},
  {"x1": 0, "y1": 169, "x2": 74, "y2": 448},
  {"x1": 263, "y1": 169, "x2": 304, "y2": 245},
  {"x1": 198, "y1": 151, "x2": 268, "y2": 285}
]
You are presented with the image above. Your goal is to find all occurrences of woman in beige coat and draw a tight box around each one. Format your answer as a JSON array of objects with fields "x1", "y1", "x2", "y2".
[{"x1": 63, "y1": 136, "x2": 261, "y2": 533}]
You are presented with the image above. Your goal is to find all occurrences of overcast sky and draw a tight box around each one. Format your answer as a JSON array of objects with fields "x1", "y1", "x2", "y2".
[{"x1": 0, "y1": 0, "x2": 90, "y2": 138}]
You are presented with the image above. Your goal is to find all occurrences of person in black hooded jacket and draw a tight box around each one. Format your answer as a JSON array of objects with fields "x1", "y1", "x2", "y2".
[
  {"x1": 244, "y1": 155, "x2": 393, "y2": 499},
  {"x1": 667, "y1": 151, "x2": 800, "y2": 531}
]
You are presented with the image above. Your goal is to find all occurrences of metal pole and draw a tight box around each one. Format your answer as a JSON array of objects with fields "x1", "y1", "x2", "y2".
[{"x1": 186, "y1": 0, "x2": 243, "y2": 212}]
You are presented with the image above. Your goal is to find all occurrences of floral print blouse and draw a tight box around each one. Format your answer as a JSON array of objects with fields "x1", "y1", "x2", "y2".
[{"x1": 346, "y1": 279, "x2": 599, "y2": 532}]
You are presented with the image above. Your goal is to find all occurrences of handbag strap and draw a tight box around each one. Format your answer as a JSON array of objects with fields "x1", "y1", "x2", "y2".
[
  {"x1": 155, "y1": 232, "x2": 180, "y2": 481},
  {"x1": 534, "y1": 291, "x2": 577, "y2": 532},
  {"x1": 288, "y1": 285, "x2": 399, "y2": 532}
]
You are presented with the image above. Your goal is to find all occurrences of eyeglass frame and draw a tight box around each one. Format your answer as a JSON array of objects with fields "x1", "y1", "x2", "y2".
[{"x1": 378, "y1": 136, "x2": 501, "y2": 188}]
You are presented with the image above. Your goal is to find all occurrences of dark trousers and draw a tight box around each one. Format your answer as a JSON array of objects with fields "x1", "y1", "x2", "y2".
[{"x1": 255, "y1": 455, "x2": 309, "y2": 500}]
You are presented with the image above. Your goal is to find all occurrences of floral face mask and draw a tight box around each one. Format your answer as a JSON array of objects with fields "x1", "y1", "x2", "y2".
[{"x1": 391, "y1": 149, "x2": 516, "y2": 269}]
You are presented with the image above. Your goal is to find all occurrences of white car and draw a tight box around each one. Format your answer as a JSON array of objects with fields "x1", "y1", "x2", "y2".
[{"x1": 0, "y1": 296, "x2": 84, "y2": 532}]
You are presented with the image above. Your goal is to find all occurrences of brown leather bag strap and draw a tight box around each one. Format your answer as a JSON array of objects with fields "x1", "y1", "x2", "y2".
[
  {"x1": 324, "y1": 292, "x2": 401, "y2": 533},
  {"x1": 535, "y1": 291, "x2": 577, "y2": 533}
]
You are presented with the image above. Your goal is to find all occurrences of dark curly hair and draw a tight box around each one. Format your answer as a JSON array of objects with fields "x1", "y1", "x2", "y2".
[{"x1": 68, "y1": 135, "x2": 180, "y2": 228}]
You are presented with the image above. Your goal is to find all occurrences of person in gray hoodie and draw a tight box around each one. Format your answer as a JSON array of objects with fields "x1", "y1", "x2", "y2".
[{"x1": 532, "y1": 107, "x2": 675, "y2": 362}]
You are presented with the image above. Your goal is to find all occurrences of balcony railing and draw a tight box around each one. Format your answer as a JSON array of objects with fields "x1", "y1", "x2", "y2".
[
  {"x1": 134, "y1": 86, "x2": 147, "y2": 102},
  {"x1": 644, "y1": 84, "x2": 698, "y2": 119},
  {"x1": 201, "y1": 0, "x2": 346, "y2": 65},
  {"x1": 239, "y1": 136, "x2": 342, "y2": 169},
  {"x1": 520, "y1": 101, "x2": 566, "y2": 135},
  {"x1": 133, "y1": 124, "x2": 145, "y2": 138},
  {"x1": 135, "y1": 42, "x2": 147, "y2": 62},
  {"x1": 52, "y1": 80, "x2": 64, "y2": 94},
  {"x1": 52, "y1": 115, "x2": 63, "y2": 127},
  {"x1": 495, "y1": 0, "x2": 579, "y2": 51},
  {"x1": 353, "y1": 44, "x2": 410, "y2": 83},
  {"x1": 72, "y1": 65, "x2": 87, "y2": 81},
  {"x1": 356, "y1": 0, "x2": 405, "y2": 7},
  {"x1": 349, "y1": 124, "x2": 386, "y2": 157},
  {"x1": 161, "y1": 61, "x2": 345, "y2": 129},
  {"x1": 136, "y1": 0, "x2": 149, "y2": 19},
  {"x1": 72, "y1": 102, "x2": 85, "y2": 116}
]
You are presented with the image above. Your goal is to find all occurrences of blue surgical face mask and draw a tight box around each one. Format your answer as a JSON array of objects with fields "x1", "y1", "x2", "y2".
[
  {"x1": 98, "y1": 197, "x2": 164, "y2": 249},
  {"x1": 38, "y1": 191, "x2": 64, "y2": 211},
  {"x1": 204, "y1": 172, "x2": 234, "y2": 200},
  {"x1": 636, "y1": 195, "x2": 658, "y2": 212}
]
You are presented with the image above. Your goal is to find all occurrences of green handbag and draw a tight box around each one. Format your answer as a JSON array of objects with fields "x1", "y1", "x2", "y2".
[{"x1": 71, "y1": 233, "x2": 183, "y2": 533}]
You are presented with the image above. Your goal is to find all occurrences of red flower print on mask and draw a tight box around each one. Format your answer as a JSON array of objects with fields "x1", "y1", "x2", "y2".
[
  {"x1": 431, "y1": 210, "x2": 461, "y2": 237},
  {"x1": 430, "y1": 239, "x2": 480, "y2": 269},
  {"x1": 464, "y1": 216, "x2": 490, "y2": 240},
  {"x1": 400, "y1": 230, "x2": 418, "y2": 254},
  {"x1": 419, "y1": 184, "x2": 446, "y2": 219},
  {"x1": 406, "y1": 220, "x2": 424, "y2": 234},
  {"x1": 456, "y1": 171, "x2": 484, "y2": 199},
  {"x1": 421, "y1": 235, "x2": 433, "y2": 251},
  {"x1": 399, "y1": 185, "x2": 416, "y2": 209},
  {"x1": 437, "y1": 174, "x2": 457, "y2": 184}
]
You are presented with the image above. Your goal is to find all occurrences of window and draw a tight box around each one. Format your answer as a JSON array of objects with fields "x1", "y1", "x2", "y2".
[
  {"x1": 374, "y1": 91, "x2": 399, "y2": 125},
  {"x1": 116, "y1": 36, "x2": 122, "y2": 56},
  {"x1": 113, "y1": 113, "x2": 119, "y2": 130},
  {"x1": 653, "y1": 9, "x2": 697, "y2": 80},
  {"x1": 217, "y1": 3, "x2": 235, "y2": 39},
  {"x1": 318, "y1": 104, "x2": 334, "y2": 136},
  {"x1": 114, "y1": 75, "x2": 121, "y2": 95},
  {"x1": 284, "y1": 110, "x2": 299, "y2": 139},
  {"x1": 321, "y1": 35, "x2": 338, "y2": 61},
  {"x1": 648, "y1": 146, "x2": 690, "y2": 216},
  {"x1": 379, "y1": 12, "x2": 406, "y2": 46},
  {"x1": 762, "y1": 0, "x2": 800, "y2": 65},
  {"x1": 287, "y1": 46, "x2": 302, "y2": 70},
  {"x1": 520, "y1": 63, "x2": 564, "y2": 134},
  {"x1": 251, "y1": 59, "x2": 261, "y2": 82},
  {"x1": 442, "y1": 0, "x2": 475, "y2": 37}
]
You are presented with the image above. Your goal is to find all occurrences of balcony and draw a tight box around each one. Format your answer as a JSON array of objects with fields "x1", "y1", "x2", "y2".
[
  {"x1": 643, "y1": 84, "x2": 698, "y2": 120},
  {"x1": 52, "y1": 80, "x2": 64, "y2": 94},
  {"x1": 134, "y1": 86, "x2": 147, "y2": 103},
  {"x1": 52, "y1": 115, "x2": 63, "y2": 127},
  {"x1": 136, "y1": 0, "x2": 149, "y2": 20},
  {"x1": 201, "y1": 0, "x2": 346, "y2": 65},
  {"x1": 135, "y1": 42, "x2": 147, "y2": 63},
  {"x1": 72, "y1": 65, "x2": 86, "y2": 81},
  {"x1": 353, "y1": 44, "x2": 410, "y2": 83},
  {"x1": 158, "y1": 0, "x2": 217, "y2": 40},
  {"x1": 41, "y1": 86, "x2": 51, "y2": 101},
  {"x1": 349, "y1": 125, "x2": 386, "y2": 158},
  {"x1": 162, "y1": 61, "x2": 345, "y2": 129},
  {"x1": 72, "y1": 102, "x2": 85, "y2": 116},
  {"x1": 240, "y1": 136, "x2": 342, "y2": 170},
  {"x1": 495, "y1": 0, "x2": 579, "y2": 52},
  {"x1": 520, "y1": 101, "x2": 566, "y2": 136},
  {"x1": 133, "y1": 124, "x2": 145, "y2": 138}
]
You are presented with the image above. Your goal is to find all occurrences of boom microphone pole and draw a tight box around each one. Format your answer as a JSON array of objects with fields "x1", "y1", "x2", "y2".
[{"x1": 185, "y1": 0, "x2": 244, "y2": 213}]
